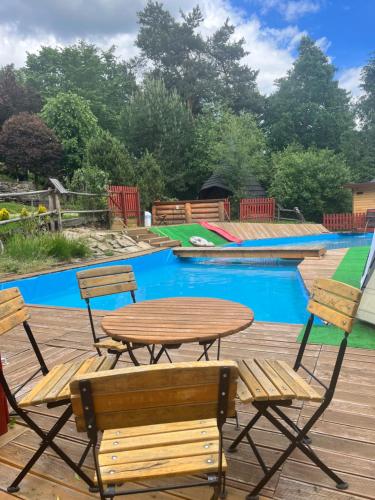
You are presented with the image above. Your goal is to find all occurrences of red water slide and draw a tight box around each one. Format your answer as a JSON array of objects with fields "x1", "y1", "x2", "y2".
[{"x1": 200, "y1": 221, "x2": 243, "y2": 243}]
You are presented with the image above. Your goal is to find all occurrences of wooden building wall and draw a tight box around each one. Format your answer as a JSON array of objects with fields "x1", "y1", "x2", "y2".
[
  {"x1": 352, "y1": 188, "x2": 375, "y2": 213},
  {"x1": 152, "y1": 199, "x2": 227, "y2": 225}
]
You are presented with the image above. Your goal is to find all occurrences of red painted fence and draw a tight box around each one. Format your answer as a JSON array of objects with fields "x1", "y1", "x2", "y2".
[
  {"x1": 108, "y1": 186, "x2": 141, "y2": 226},
  {"x1": 240, "y1": 197, "x2": 275, "y2": 222},
  {"x1": 323, "y1": 213, "x2": 367, "y2": 232}
]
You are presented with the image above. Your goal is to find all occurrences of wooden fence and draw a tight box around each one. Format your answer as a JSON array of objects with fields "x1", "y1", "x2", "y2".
[
  {"x1": 240, "y1": 197, "x2": 276, "y2": 222},
  {"x1": 0, "y1": 180, "x2": 110, "y2": 234},
  {"x1": 323, "y1": 213, "x2": 367, "y2": 232},
  {"x1": 108, "y1": 186, "x2": 141, "y2": 226},
  {"x1": 152, "y1": 199, "x2": 230, "y2": 225}
]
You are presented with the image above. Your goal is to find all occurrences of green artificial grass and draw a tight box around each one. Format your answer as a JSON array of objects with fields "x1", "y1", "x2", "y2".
[
  {"x1": 298, "y1": 245, "x2": 375, "y2": 350},
  {"x1": 150, "y1": 224, "x2": 228, "y2": 247}
]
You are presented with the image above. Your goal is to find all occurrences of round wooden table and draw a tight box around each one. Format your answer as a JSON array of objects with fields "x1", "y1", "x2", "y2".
[{"x1": 101, "y1": 297, "x2": 254, "y2": 364}]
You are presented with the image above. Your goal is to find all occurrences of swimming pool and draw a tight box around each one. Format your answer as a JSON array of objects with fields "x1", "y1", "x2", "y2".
[{"x1": 0, "y1": 232, "x2": 370, "y2": 325}]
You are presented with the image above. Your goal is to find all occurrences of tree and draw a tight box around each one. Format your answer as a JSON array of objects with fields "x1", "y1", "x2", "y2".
[
  {"x1": 265, "y1": 37, "x2": 353, "y2": 151},
  {"x1": 269, "y1": 145, "x2": 351, "y2": 221},
  {"x1": 359, "y1": 52, "x2": 375, "y2": 128},
  {"x1": 121, "y1": 79, "x2": 194, "y2": 197},
  {"x1": 190, "y1": 106, "x2": 269, "y2": 198},
  {"x1": 136, "y1": 2, "x2": 262, "y2": 115},
  {"x1": 0, "y1": 65, "x2": 41, "y2": 127},
  {"x1": 40, "y1": 92, "x2": 100, "y2": 175},
  {"x1": 24, "y1": 41, "x2": 136, "y2": 133},
  {"x1": 344, "y1": 53, "x2": 375, "y2": 181},
  {"x1": 135, "y1": 152, "x2": 165, "y2": 210},
  {"x1": 0, "y1": 112, "x2": 62, "y2": 181},
  {"x1": 84, "y1": 130, "x2": 135, "y2": 185},
  {"x1": 70, "y1": 165, "x2": 109, "y2": 209}
]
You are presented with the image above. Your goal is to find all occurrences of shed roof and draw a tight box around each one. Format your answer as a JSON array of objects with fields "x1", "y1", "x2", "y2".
[
  {"x1": 199, "y1": 171, "x2": 266, "y2": 198},
  {"x1": 345, "y1": 179, "x2": 375, "y2": 190}
]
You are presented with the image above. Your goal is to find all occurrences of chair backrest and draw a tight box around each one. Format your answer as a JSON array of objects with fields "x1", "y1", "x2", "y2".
[
  {"x1": 70, "y1": 361, "x2": 238, "y2": 432},
  {"x1": 0, "y1": 288, "x2": 30, "y2": 336},
  {"x1": 308, "y1": 278, "x2": 362, "y2": 333},
  {"x1": 76, "y1": 265, "x2": 137, "y2": 300}
]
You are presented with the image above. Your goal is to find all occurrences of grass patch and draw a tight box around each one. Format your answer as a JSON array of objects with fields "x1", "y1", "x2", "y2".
[
  {"x1": 0, "y1": 233, "x2": 91, "y2": 274},
  {"x1": 298, "y1": 246, "x2": 375, "y2": 350},
  {"x1": 150, "y1": 223, "x2": 227, "y2": 246},
  {"x1": 0, "y1": 201, "x2": 29, "y2": 214}
]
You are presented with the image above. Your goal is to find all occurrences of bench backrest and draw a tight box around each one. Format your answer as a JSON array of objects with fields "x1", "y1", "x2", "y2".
[
  {"x1": 76, "y1": 265, "x2": 137, "y2": 300},
  {"x1": 308, "y1": 278, "x2": 362, "y2": 333},
  {"x1": 70, "y1": 361, "x2": 238, "y2": 432},
  {"x1": 0, "y1": 288, "x2": 30, "y2": 336}
]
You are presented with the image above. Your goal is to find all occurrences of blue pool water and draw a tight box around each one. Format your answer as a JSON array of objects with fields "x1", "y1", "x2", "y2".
[{"x1": 0, "y1": 232, "x2": 371, "y2": 324}]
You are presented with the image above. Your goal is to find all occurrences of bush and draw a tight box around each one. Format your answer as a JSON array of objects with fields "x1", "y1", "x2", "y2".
[
  {"x1": 269, "y1": 145, "x2": 352, "y2": 221},
  {"x1": 46, "y1": 234, "x2": 90, "y2": 260}
]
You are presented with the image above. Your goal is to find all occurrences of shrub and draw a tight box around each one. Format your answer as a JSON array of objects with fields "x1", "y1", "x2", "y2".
[
  {"x1": 46, "y1": 234, "x2": 91, "y2": 260},
  {"x1": 0, "y1": 208, "x2": 10, "y2": 221},
  {"x1": 269, "y1": 145, "x2": 351, "y2": 221}
]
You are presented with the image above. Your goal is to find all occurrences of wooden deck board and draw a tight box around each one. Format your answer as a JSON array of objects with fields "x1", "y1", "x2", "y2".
[{"x1": 0, "y1": 306, "x2": 374, "y2": 500}]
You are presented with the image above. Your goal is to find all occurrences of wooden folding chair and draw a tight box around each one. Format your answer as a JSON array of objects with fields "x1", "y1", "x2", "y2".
[
  {"x1": 77, "y1": 264, "x2": 151, "y2": 364},
  {"x1": 0, "y1": 287, "x2": 117, "y2": 493},
  {"x1": 69, "y1": 360, "x2": 238, "y2": 499},
  {"x1": 229, "y1": 278, "x2": 362, "y2": 499}
]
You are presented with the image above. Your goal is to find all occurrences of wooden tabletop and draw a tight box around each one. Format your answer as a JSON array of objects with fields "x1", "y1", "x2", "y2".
[{"x1": 101, "y1": 297, "x2": 254, "y2": 345}]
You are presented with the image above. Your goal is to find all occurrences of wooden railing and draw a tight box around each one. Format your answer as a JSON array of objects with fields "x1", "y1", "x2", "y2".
[{"x1": 323, "y1": 213, "x2": 367, "y2": 232}]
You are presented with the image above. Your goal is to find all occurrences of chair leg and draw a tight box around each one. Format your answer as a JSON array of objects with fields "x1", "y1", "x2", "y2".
[
  {"x1": 7, "y1": 405, "x2": 95, "y2": 492},
  {"x1": 126, "y1": 342, "x2": 140, "y2": 366},
  {"x1": 228, "y1": 410, "x2": 263, "y2": 452},
  {"x1": 245, "y1": 405, "x2": 348, "y2": 499}
]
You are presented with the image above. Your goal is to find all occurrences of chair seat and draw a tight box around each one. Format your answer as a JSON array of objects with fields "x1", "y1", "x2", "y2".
[
  {"x1": 237, "y1": 359, "x2": 323, "y2": 404},
  {"x1": 93, "y1": 338, "x2": 129, "y2": 353},
  {"x1": 97, "y1": 419, "x2": 226, "y2": 485},
  {"x1": 19, "y1": 355, "x2": 116, "y2": 408}
]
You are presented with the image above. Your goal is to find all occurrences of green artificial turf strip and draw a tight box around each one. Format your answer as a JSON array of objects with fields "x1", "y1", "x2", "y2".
[
  {"x1": 150, "y1": 223, "x2": 227, "y2": 247},
  {"x1": 298, "y1": 245, "x2": 375, "y2": 350}
]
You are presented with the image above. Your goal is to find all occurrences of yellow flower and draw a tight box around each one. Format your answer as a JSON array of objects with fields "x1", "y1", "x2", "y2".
[
  {"x1": 20, "y1": 207, "x2": 30, "y2": 218},
  {"x1": 0, "y1": 208, "x2": 10, "y2": 221},
  {"x1": 37, "y1": 204, "x2": 47, "y2": 214}
]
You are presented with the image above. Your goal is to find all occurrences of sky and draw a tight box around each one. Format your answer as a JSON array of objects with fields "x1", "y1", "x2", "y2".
[{"x1": 0, "y1": 0, "x2": 373, "y2": 98}]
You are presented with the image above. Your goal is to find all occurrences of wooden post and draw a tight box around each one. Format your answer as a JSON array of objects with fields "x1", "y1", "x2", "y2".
[
  {"x1": 218, "y1": 201, "x2": 225, "y2": 221},
  {"x1": 48, "y1": 189, "x2": 62, "y2": 231},
  {"x1": 185, "y1": 202, "x2": 192, "y2": 223},
  {"x1": 48, "y1": 188, "x2": 55, "y2": 232}
]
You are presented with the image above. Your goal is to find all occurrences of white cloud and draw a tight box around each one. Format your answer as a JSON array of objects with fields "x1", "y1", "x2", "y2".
[
  {"x1": 253, "y1": 0, "x2": 321, "y2": 20},
  {"x1": 0, "y1": 0, "x2": 311, "y2": 95},
  {"x1": 283, "y1": 1, "x2": 321, "y2": 21},
  {"x1": 338, "y1": 67, "x2": 363, "y2": 99}
]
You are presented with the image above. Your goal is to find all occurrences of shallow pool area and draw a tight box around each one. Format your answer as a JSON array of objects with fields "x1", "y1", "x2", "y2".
[
  {"x1": 0, "y1": 231, "x2": 371, "y2": 325},
  {"x1": 232, "y1": 232, "x2": 373, "y2": 249}
]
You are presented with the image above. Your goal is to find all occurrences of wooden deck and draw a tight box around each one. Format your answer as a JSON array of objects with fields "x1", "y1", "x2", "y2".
[
  {"x1": 213, "y1": 222, "x2": 329, "y2": 240},
  {"x1": 298, "y1": 248, "x2": 348, "y2": 291},
  {"x1": 174, "y1": 247, "x2": 327, "y2": 259},
  {"x1": 1, "y1": 305, "x2": 374, "y2": 500}
]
